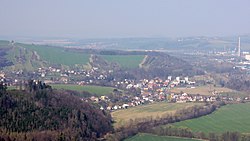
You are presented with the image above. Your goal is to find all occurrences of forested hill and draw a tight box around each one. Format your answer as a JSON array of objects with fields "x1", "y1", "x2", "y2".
[
  {"x1": 135, "y1": 52, "x2": 204, "y2": 79},
  {"x1": 0, "y1": 82, "x2": 113, "y2": 141}
]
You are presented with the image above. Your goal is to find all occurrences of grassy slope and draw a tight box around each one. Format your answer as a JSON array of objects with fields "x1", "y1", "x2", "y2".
[
  {"x1": 100, "y1": 55, "x2": 145, "y2": 69},
  {"x1": 173, "y1": 103, "x2": 250, "y2": 133},
  {"x1": 112, "y1": 102, "x2": 204, "y2": 128},
  {"x1": 0, "y1": 41, "x2": 44, "y2": 71},
  {"x1": 14, "y1": 42, "x2": 144, "y2": 68},
  {"x1": 17, "y1": 43, "x2": 90, "y2": 66},
  {"x1": 51, "y1": 84, "x2": 116, "y2": 95},
  {"x1": 125, "y1": 133, "x2": 201, "y2": 141},
  {"x1": 0, "y1": 40, "x2": 10, "y2": 47}
]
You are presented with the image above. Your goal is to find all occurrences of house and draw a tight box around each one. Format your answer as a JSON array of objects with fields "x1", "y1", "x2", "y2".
[
  {"x1": 59, "y1": 77, "x2": 68, "y2": 83},
  {"x1": 113, "y1": 105, "x2": 118, "y2": 110},
  {"x1": 107, "y1": 106, "x2": 112, "y2": 110},
  {"x1": 90, "y1": 96, "x2": 99, "y2": 102},
  {"x1": 126, "y1": 84, "x2": 133, "y2": 89},
  {"x1": 176, "y1": 77, "x2": 180, "y2": 82},
  {"x1": 0, "y1": 72, "x2": 5, "y2": 78},
  {"x1": 100, "y1": 96, "x2": 105, "y2": 100},
  {"x1": 168, "y1": 76, "x2": 172, "y2": 80},
  {"x1": 100, "y1": 96, "x2": 109, "y2": 101},
  {"x1": 41, "y1": 73, "x2": 46, "y2": 77},
  {"x1": 122, "y1": 104, "x2": 129, "y2": 109}
]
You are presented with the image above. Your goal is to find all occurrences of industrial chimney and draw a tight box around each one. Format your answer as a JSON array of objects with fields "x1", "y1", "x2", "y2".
[{"x1": 238, "y1": 37, "x2": 241, "y2": 57}]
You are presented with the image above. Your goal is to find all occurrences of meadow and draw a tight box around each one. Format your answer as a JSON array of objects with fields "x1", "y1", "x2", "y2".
[
  {"x1": 172, "y1": 103, "x2": 250, "y2": 133},
  {"x1": 99, "y1": 55, "x2": 145, "y2": 69},
  {"x1": 125, "y1": 133, "x2": 201, "y2": 141},
  {"x1": 0, "y1": 40, "x2": 11, "y2": 47},
  {"x1": 51, "y1": 84, "x2": 116, "y2": 95},
  {"x1": 16, "y1": 43, "x2": 145, "y2": 68},
  {"x1": 17, "y1": 43, "x2": 90, "y2": 66},
  {"x1": 170, "y1": 85, "x2": 233, "y2": 95},
  {"x1": 112, "y1": 102, "x2": 204, "y2": 128}
]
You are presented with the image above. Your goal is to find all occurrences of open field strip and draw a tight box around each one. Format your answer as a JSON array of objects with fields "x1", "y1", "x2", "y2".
[
  {"x1": 170, "y1": 85, "x2": 234, "y2": 95},
  {"x1": 112, "y1": 102, "x2": 204, "y2": 128},
  {"x1": 125, "y1": 133, "x2": 203, "y2": 141},
  {"x1": 172, "y1": 103, "x2": 250, "y2": 133},
  {"x1": 51, "y1": 84, "x2": 116, "y2": 95}
]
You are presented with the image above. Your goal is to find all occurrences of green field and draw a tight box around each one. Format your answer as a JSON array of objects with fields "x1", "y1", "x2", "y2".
[
  {"x1": 51, "y1": 84, "x2": 116, "y2": 95},
  {"x1": 15, "y1": 43, "x2": 144, "y2": 68},
  {"x1": 125, "y1": 133, "x2": 201, "y2": 141},
  {"x1": 112, "y1": 102, "x2": 204, "y2": 128},
  {"x1": 17, "y1": 43, "x2": 90, "y2": 66},
  {"x1": 100, "y1": 55, "x2": 145, "y2": 68},
  {"x1": 0, "y1": 40, "x2": 11, "y2": 47},
  {"x1": 8, "y1": 84, "x2": 118, "y2": 96},
  {"x1": 173, "y1": 103, "x2": 250, "y2": 134}
]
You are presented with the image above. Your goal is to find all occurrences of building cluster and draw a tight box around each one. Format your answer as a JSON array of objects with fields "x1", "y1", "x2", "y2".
[
  {"x1": 0, "y1": 71, "x2": 5, "y2": 82},
  {"x1": 2, "y1": 65, "x2": 114, "y2": 87},
  {"x1": 125, "y1": 77, "x2": 196, "y2": 101},
  {"x1": 212, "y1": 37, "x2": 250, "y2": 72},
  {"x1": 81, "y1": 74, "x2": 249, "y2": 111},
  {"x1": 82, "y1": 76, "x2": 225, "y2": 111}
]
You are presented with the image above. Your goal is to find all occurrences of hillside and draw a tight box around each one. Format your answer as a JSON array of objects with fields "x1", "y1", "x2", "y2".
[
  {"x1": 0, "y1": 40, "x2": 203, "y2": 81},
  {"x1": 17, "y1": 43, "x2": 90, "y2": 66},
  {"x1": 89, "y1": 54, "x2": 121, "y2": 71},
  {"x1": 0, "y1": 41, "x2": 13, "y2": 68},
  {"x1": 0, "y1": 40, "x2": 46, "y2": 71},
  {"x1": 0, "y1": 83, "x2": 113, "y2": 140},
  {"x1": 137, "y1": 52, "x2": 204, "y2": 79},
  {"x1": 0, "y1": 40, "x2": 90, "y2": 71},
  {"x1": 99, "y1": 54, "x2": 145, "y2": 69}
]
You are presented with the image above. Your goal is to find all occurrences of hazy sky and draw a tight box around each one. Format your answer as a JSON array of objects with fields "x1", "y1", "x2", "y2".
[{"x1": 0, "y1": 0, "x2": 250, "y2": 38}]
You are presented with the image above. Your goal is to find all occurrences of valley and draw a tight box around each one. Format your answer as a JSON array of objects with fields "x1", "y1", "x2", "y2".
[
  {"x1": 1, "y1": 37, "x2": 250, "y2": 141},
  {"x1": 1, "y1": 1, "x2": 250, "y2": 140}
]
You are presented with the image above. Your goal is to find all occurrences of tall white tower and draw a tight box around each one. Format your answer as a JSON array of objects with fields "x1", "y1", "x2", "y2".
[{"x1": 238, "y1": 37, "x2": 241, "y2": 57}]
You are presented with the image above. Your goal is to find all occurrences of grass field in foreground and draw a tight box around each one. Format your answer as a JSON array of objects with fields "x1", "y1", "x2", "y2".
[
  {"x1": 170, "y1": 85, "x2": 233, "y2": 95},
  {"x1": 172, "y1": 103, "x2": 250, "y2": 134},
  {"x1": 51, "y1": 84, "x2": 116, "y2": 95},
  {"x1": 112, "y1": 102, "x2": 204, "y2": 128},
  {"x1": 100, "y1": 55, "x2": 145, "y2": 69},
  {"x1": 125, "y1": 133, "x2": 201, "y2": 141}
]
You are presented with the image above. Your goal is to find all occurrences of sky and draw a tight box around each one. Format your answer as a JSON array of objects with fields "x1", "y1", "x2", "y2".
[{"x1": 0, "y1": 0, "x2": 250, "y2": 39}]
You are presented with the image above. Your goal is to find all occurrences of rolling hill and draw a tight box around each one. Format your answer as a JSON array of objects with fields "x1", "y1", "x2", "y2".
[
  {"x1": 0, "y1": 40, "x2": 203, "y2": 81},
  {"x1": 0, "y1": 40, "x2": 46, "y2": 71}
]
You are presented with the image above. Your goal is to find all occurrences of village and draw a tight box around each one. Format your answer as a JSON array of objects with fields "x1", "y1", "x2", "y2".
[
  {"x1": 87, "y1": 76, "x2": 246, "y2": 111},
  {"x1": 0, "y1": 64, "x2": 247, "y2": 112}
]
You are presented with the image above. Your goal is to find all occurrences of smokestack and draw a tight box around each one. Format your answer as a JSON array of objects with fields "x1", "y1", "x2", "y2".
[{"x1": 238, "y1": 37, "x2": 241, "y2": 57}]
